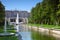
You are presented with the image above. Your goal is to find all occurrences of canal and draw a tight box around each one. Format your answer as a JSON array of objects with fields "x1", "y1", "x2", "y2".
[{"x1": 19, "y1": 24, "x2": 60, "y2": 40}]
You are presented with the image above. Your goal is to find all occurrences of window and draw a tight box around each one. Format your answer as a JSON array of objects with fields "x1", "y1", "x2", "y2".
[
  {"x1": 10, "y1": 19, "x2": 15, "y2": 22},
  {"x1": 19, "y1": 19, "x2": 23, "y2": 22}
]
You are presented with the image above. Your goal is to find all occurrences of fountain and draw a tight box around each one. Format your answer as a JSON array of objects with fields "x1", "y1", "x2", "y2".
[
  {"x1": 4, "y1": 17, "x2": 7, "y2": 33},
  {"x1": 15, "y1": 13, "x2": 23, "y2": 40},
  {"x1": 16, "y1": 13, "x2": 19, "y2": 33},
  {"x1": 0, "y1": 17, "x2": 15, "y2": 36},
  {"x1": 15, "y1": 13, "x2": 20, "y2": 36}
]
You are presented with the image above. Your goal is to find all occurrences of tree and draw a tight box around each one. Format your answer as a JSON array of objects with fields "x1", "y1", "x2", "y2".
[
  {"x1": 0, "y1": 1, "x2": 5, "y2": 26},
  {"x1": 56, "y1": 0, "x2": 60, "y2": 25},
  {"x1": 30, "y1": 0, "x2": 59, "y2": 26}
]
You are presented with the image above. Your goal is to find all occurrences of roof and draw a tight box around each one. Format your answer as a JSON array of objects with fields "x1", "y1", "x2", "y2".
[{"x1": 5, "y1": 10, "x2": 30, "y2": 18}]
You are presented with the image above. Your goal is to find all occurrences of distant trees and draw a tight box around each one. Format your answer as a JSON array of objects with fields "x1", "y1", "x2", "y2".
[
  {"x1": 0, "y1": 1, "x2": 5, "y2": 26},
  {"x1": 30, "y1": 0, "x2": 60, "y2": 25}
]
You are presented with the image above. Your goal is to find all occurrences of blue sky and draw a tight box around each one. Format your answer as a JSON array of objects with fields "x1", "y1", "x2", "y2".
[{"x1": 1, "y1": 0, "x2": 42, "y2": 12}]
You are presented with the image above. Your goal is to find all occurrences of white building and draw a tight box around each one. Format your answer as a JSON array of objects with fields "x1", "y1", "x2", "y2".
[{"x1": 5, "y1": 10, "x2": 30, "y2": 25}]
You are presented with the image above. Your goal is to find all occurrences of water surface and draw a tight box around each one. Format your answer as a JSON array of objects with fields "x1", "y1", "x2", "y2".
[{"x1": 19, "y1": 25, "x2": 59, "y2": 40}]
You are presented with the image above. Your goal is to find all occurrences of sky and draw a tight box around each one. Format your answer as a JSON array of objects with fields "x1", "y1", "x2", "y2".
[{"x1": 1, "y1": 0, "x2": 43, "y2": 12}]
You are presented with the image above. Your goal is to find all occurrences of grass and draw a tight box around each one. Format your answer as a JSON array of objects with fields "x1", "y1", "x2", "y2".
[
  {"x1": 0, "y1": 26, "x2": 4, "y2": 33},
  {"x1": 28, "y1": 23, "x2": 60, "y2": 29},
  {"x1": 0, "y1": 36, "x2": 18, "y2": 40},
  {"x1": 0, "y1": 28, "x2": 4, "y2": 33},
  {"x1": 0, "y1": 28, "x2": 16, "y2": 33},
  {"x1": 28, "y1": 23, "x2": 40, "y2": 26},
  {"x1": 0, "y1": 25, "x2": 16, "y2": 33},
  {"x1": 7, "y1": 25, "x2": 16, "y2": 33},
  {"x1": 7, "y1": 30, "x2": 16, "y2": 33},
  {"x1": 0, "y1": 25, "x2": 18, "y2": 40}
]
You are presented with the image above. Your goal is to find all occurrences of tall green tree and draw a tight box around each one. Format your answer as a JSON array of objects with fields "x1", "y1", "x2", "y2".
[
  {"x1": 56, "y1": 0, "x2": 60, "y2": 25},
  {"x1": 30, "y1": 0, "x2": 59, "y2": 25},
  {"x1": 0, "y1": 1, "x2": 5, "y2": 26}
]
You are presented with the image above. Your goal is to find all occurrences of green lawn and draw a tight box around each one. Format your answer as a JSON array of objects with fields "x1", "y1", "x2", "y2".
[
  {"x1": 0, "y1": 25, "x2": 16, "y2": 33},
  {"x1": 28, "y1": 23, "x2": 60, "y2": 29},
  {"x1": 0, "y1": 25, "x2": 17, "y2": 40},
  {"x1": 28, "y1": 23, "x2": 40, "y2": 26},
  {"x1": 0, "y1": 36, "x2": 18, "y2": 40},
  {"x1": 0, "y1": 28, "x2": 4, "y2": 33}
]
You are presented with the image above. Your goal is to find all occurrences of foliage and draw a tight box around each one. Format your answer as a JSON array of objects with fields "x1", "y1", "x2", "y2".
[
  {"x1": 29, "y1": 0, "x2": 60, "y2": 25},
  {"x1": 0, "y1": 1, "x2": 5, "y2": 26}
]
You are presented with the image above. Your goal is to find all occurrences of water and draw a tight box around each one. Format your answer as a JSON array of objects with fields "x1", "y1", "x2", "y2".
[
  {"x1": 19, "y1": 32, "x2": 31, "y2": 40},
  {"x1": 31, "y1": 31, "x2": 56, "y2": 40},
  {"x1": 19, "y1": 24, "x2": 60, "y2": 40}
]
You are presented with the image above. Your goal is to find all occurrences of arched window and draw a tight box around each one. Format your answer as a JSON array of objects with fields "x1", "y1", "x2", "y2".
[
  {"x1": 19, "y1": 19, "x2": 23, "y2": 22},
  {"x1": 10, "y1": 19, "x2": 15, "y2": 22}
]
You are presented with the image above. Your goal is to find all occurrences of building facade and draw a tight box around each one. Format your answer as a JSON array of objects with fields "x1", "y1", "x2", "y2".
[{"x1": 5, "y1": 10, "x2": 30, "y2": 25}]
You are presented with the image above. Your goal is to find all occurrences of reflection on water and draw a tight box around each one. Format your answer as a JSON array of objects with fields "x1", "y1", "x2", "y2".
[
  {"x1": 19, "y1": 25, "x2": 59, "y2": 40},
  {"x1": 31, "y1": 31, "x2": 56, "y2": 40},
  {"x1": 19, "y1": 25, "x2": 31, "y2": 40},
  {"x1": 19, "y1": 31, "x2": 57, "y2": 40},
  {"x1": 19, "y1": 32, "x2": 31, "y2": 40}
]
